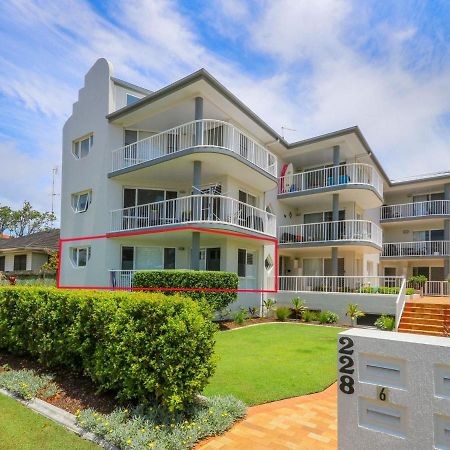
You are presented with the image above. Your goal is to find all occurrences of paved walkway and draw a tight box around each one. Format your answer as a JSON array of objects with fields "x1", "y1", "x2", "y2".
[
  {"x1": 197, "y1": 384, "x2": 337, "y2": 449},
  {"x1": 409, "y1": 296, "x2": 450, "y2": 305}
]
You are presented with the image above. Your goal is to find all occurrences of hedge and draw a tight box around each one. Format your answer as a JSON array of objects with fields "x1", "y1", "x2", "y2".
[
  {"x1": 133, "y1": 270, "x2": 238, "y2": 311},
  {"x1": 0, "y1": 286, "x2": 217, "y2": 412}
]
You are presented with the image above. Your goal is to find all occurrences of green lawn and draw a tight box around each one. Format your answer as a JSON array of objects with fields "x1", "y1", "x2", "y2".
[
  {"x1": 204, "y1": 323, "x2": 342, "y2": 405},
  {"x1": 0, "y1": 394, "x2": 99, "y2": 450}
]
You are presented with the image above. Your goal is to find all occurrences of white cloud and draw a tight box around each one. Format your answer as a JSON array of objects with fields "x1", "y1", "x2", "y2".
[{"x1": 0, "y1": 0, "x2": 449, "y2": 225}]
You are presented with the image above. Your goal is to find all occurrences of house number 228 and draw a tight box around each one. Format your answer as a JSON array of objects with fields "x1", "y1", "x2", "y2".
[{"x1": 338, "y1": 336, "x2": 355, "y2": 394}]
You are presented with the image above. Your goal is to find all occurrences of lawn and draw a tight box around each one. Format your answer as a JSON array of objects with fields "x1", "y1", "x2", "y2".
[
  {"x1": 203, "y1": 323, "x2": 342, "y2": 405},
  {"x1": 0, "y1": 394, "x2": 98, "y2": 450}
]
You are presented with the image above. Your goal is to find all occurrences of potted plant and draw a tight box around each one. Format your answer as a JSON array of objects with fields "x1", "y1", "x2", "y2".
[
  {"x1": 346, "y1": 303, "x2": 365, "y2": 327},
  {"x1": 408, "y1": 275, "x2": 427, "y2": 296},
  {"x1": 262, "y1": 299, "x2": 277, "y2": 318}
]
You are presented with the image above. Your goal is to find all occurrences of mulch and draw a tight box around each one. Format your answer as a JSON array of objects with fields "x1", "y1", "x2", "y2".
[{"x1": 0, "y1": 352, "x2": 117, "y2": 414}]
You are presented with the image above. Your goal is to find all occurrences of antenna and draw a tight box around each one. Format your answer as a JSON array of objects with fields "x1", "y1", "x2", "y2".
[
  {"x1": 51, "y1": 166, "x2": 60, "y2": 214},
  {"x1": 281, "y1": 126, "x2": 297, "y2": 139}
]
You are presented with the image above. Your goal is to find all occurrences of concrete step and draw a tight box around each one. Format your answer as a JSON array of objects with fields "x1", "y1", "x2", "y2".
[
  {"x1": 404, "y1": 304, "x2": 449, "y2": 312},
  {"x1": 401, "y1": 312, "x2": 445, "y2": 320}
]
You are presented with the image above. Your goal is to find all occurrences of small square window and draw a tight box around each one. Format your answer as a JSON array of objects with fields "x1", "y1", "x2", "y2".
[
  {"x1": 70, "y1": 247, "x2": 91, "y2": 267},
  {"x1": 72, "y1": 134, "x2": 93, "y2": 159},
  {"x1": 72, "y1": 190, "x2": 92, "y2": 213}
]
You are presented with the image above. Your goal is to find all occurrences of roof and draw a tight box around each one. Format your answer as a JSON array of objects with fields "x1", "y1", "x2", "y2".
[
  {"x1": 111, "y1": 77, "x2": 153, "y2": 96},
  {"x1": 0, "y1": 229, "x2": 60, "y2": 252}
]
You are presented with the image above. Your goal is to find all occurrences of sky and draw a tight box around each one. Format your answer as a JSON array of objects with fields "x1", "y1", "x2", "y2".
[{"x1": 1, "y1": 0, "x2": 450, "y2": 220}]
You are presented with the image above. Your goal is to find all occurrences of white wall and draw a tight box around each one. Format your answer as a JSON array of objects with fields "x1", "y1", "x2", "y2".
[{"x1": 338, "y1": 328, "x2": 450, "y2": 450}]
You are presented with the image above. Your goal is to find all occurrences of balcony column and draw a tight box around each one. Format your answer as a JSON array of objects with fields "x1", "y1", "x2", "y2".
[
  {"x1": 444, "y1": 185, "x2": 450, "y2": 278},
  {"x1": 195, "y1": 96, "x2": 203, "y2": 146},
  {"x1": 191, "y1": 160, "x2": 202, "y2": 270}
]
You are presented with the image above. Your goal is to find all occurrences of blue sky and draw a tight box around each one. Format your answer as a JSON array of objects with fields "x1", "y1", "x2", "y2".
[{"x1": 1, "y1": 0, "x2": 450, "y2": 219}]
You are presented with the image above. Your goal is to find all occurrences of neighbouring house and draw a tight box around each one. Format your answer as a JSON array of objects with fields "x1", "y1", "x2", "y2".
[
  {"x1": 59, "y1": 58, "x2": 450, "y2": 319},
  {"x1": 0, "y1": 229, "x2": 60, "y2": 273}
]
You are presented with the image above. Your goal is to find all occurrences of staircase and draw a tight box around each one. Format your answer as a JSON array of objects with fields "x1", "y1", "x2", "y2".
[{"x1": 398, "y1": 301, "x2": 450, "y2": 337}]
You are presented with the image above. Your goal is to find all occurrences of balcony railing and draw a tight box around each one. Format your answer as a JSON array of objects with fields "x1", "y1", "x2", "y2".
[
  {"x1": 109, "y1": 270, "x2": 256, "y2": 290},
  {"x1": 424, "y1": 281, "x2": 450, "y2": 296},
  {"x1": 278, "y1": 163, "x2": 383, "y2": 197},
  {"x1": 382, "y1": 241, "x2": 450, "y2": 257},
  {"x1": 381, "y1": 200, "x2": 450, "y2": 221},
  {"x1": 111, "y1": 119, "x2": 277, "y2": 177},
  {"x1": 110, "y1": 194, "x2": 276, "y2": 236},
  {"x1": 279, "y1": 220, "x2": 382, "y2": 247},
  {"x1": 278, "y1": 276, "x2": 404, "y2": 293}
]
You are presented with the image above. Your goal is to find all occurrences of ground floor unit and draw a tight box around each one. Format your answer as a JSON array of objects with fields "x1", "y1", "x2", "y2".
[{"x1": 380, "y1": 257, "x2": 450, "y2": 280}]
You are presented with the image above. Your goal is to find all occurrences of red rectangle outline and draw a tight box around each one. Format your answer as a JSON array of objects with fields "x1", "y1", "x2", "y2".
[{"x1": 57, "y1": 226, "x2": 278, "y2": 293}]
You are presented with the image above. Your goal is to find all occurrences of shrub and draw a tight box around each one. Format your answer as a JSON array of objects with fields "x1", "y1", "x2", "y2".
[
  {"x1": 0, "y1": 368, "x2": 59, "y2": 400},
  {"x1": 232, "y1": 308, "x2": 248, "y2": 325},
  {"x1": 262, "y1": 299, "x2": 277, "y2": 317},
  {"x1": 0, "y1": 286, "x2": 216, "y2": 411},
  {"x1": 248, "y1": 306, "x2": 258, "y2": 318},
  {"x1": 275, "y1": 306, "x2": 291, "y2": 322},
  {"x1": 319, "y1": 311, "x2": 339, "y2": 324},
  {"x1": 133, "y1": 270, "x2": 238, "y2": 311},
  {"x1": 291, "y1": 297, "x2": 307, "y2": 319},
  {"x1": 302, "y1": 310, "x2": 320, "y2": 322},
  {"x1": 406, "y1": 288, "x2": 415, "y2": 295},
  {"x1": 408, "y1": 275, "x2": 427, "y2": 289},
  {"x1": 77, "y1": 395, "x2": 246, "y2": 450},
  {"x1": 374, "y1": 315, "x2": 395, "y2": 331}
]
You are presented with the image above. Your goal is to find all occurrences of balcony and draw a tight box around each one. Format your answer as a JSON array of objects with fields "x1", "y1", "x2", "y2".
[
  {"x1": 279, "y1": 220, "x2": 382, "y2": 248},
  {"x1": 381, "y1": 200, "x2": 450, "y2": 222},
  {"x1": 382, "y1": 241, "x2": 450, "y2": 258},
  {"x1": 111, "y1": 119, "x2": 277, "y2": 178},
  {"x1": 110, "y1": 194, "x2": 276, "y2": 237},
  {"x1": 278, "y1": 163, "x2": 383, "y2": 208}
]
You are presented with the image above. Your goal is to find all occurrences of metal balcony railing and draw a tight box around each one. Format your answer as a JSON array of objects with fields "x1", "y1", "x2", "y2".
[
  {"x1": 278, "y1": 163, "x2": 383, "y2": 198},
  {"x1": 110, "y1": 194, "x2": 276, "y2": 236},
  {"x1": 381, "y1": 200, "x2": 450, "y2": 220},
  {"x1": 278, "y1": 276, "x2": 404, "y2": 293},
  {"x1": 111, "y1": 119, "x2": 277, "y2": 177},
  {"x1": 279, "y1": 220, "x2": 382, "y2": 247},
  {"x1": 382, "y1": 240, "x2": 450, "y2": 257}
]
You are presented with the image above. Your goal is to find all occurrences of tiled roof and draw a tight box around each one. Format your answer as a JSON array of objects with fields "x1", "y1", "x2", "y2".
[{"x1": 0, "y1": 229, "x2": 60, "y2": 251}]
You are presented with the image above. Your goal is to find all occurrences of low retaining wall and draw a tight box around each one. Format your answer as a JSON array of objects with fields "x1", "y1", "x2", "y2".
[
  {"x1": 338, "y1": 328, "x2": 450, "y2": 449},
  {"x1": 270, "y1": 292, "x2": 397, "y2": 325}
]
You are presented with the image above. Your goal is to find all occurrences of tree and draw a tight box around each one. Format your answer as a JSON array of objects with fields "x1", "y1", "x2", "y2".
[
  {"x1": 9, "y1": 201, "x2": 56, "y2": 237},
  {"x1": 0, "y1": 206, "x2": 12, "y2": 235},
  {"x1": 41, "y1": 251, "x2": 59, "y2": 272}
]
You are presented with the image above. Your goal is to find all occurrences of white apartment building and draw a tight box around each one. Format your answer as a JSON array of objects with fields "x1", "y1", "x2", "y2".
[{"x1": 60, "y1": 58, "x2": 450, "y2": 312}]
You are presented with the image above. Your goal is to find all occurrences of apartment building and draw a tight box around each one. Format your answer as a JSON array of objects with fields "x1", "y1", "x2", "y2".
[
  {"x1": 380, "y1": 174, "x2": 450, "y2": 291},
  {"x1": 60, "y1": 58, "x2": 450, "y2": 310}
]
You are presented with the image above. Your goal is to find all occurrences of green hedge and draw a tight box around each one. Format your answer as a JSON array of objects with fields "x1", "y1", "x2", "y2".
[
  {"x1": 133, "y1": 270, "x2": 238, "y2": 311},
  {"x1": 0, "y1": 286, "x2": 217, "y2": 411}
]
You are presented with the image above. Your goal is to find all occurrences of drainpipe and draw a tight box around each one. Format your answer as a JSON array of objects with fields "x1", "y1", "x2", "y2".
[{"x1": 195, "y1": 97, "x2": 203, "y2": 146}]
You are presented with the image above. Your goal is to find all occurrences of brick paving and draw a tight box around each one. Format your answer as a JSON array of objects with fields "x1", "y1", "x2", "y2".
[{"x1": 197, "y1": 384, "x2": 337, "y2": 449}]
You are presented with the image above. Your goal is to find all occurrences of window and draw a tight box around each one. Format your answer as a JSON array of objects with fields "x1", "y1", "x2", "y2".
[
  {"x1": 239, "y1": 190, "x2": 257, "y2": 207},
  {"x1": 71, "y1": 247, "x2": 91, "y2": 267},
  {"x1": 14, "y1": 254, "x2": 27, "y2": 271},
  {"x1": 121, "y1": 246, "x2": 176, "y2": 270},
  {"x1": 72, "y1": 134, "x2": 93, "y2": 159},
  {"x1": 0, "y1": 255, "x2": 4, "y2": 271},
  {"x1": 126, "y1": 93, "x2": 141, "y2": 106},
  {"x1": 264, "y1": 255, "x2": 274, "y2": 271},
  {"x1": 237, "y1": 249, "x2": 256, "y2": 277},
  {"x1": 71, "y1": 190, "x2": 92, "y2": 213}
]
